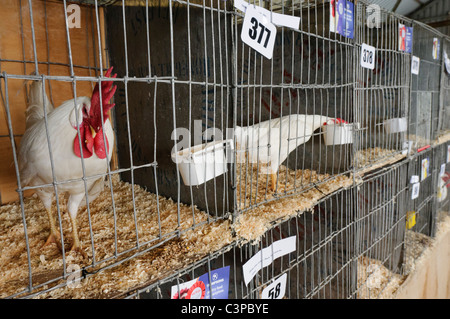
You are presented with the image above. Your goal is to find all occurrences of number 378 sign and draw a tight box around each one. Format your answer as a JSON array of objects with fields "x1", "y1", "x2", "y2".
[
  {"x1": 361, "y1": 43, "x2": 376, "y2": 70},
  {"x1": 241, "y1": 5, "x2": 277, "y2": 59}
]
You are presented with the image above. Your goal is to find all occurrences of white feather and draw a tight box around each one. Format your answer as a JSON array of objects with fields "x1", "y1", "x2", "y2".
[
  {"x1": 18, "y1": 80, "x2": 114, "y2": 217},
  {"x1": 235, "y1": 114, "x2": 329, "y2": 174}
]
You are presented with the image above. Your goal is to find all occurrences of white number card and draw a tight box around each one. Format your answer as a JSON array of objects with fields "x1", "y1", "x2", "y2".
[
  {"x1": 411, "y1": 182, "x2": 420, "y2": 200},
  {"x1": 361, "y1": 43, "x2": 376, "y2": 70},
  {"x1": 411, "y1": 56, "x2": 420, "y2": 75},
  {"x1": 241, "y1": 5, "x2": 277, "y2": 59},
  {"x1": 261, "y1": 273, "x2": 287, "y2": 299}
]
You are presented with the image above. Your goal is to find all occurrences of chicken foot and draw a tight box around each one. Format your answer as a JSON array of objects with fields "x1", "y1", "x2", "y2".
[
  {"x1": 270, "y1": 173, "x2": 277, "y2": 192},
  {"x1": 38, "y1": 191, "x2": 62, "y2": 250},
  {"x1": 68, "y1": 215, "x2": 86, "y2": 258},
  {"x1": 43, "y1": 207, "x2": 62, "y2": 250},
  {"x1": 66, "y1": 192, "x2": 89, "y2": 258}
]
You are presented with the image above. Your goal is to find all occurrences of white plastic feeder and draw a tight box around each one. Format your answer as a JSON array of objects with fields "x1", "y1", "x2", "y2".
[
  {"x1": 383, "y1": 117, "x2": 407, "y2": 134},
  {"x1": 172, "y1": 139, "x2": 233, "y2": 186},
  {"x1": 322, "y1": 120, "x2": 355, "y2": 146},
  {"x1": 402, "y1": 140, "x2": 413, "y2": 156}
]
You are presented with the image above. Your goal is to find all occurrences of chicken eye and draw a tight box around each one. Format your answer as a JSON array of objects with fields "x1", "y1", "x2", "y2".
[{"x1": 82, "y1": 104, "x2": 89, "y2": 118}]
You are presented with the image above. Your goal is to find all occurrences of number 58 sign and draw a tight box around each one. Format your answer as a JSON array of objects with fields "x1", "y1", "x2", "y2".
[
  {"x1": 241, "y1": 5, "x2": 277, "y2": 59},
  {"x1": 261, "y1": 273, "x2": 287, "y2": 299}
]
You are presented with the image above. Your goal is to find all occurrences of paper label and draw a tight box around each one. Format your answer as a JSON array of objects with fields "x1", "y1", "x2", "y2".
[
  {"x1": 411, "y1": 182, "x2": 420, "y2": 200},
  {"x1": 440, "y1": 163, "x2": 446, "y2": 177},
  {"x1": 444, "y1": 51, "x2": 450, "y2": 74},
  {"x1": 234, "y1": 0, "x2": 300, "y2": 30},
  {"x1": 361, "y1": 43, "x2": 376, "y2": 70},
  {"x1": 410, "y1": 175, "x2": 419, "y2": 184},
  {"x1": 402, "y1": 140, "x2": 413, "y2": 155},
  {"x1": 406, "y1": 211, "x2": 416, "y2": 229},
  {"x1": 432, "y1": 38, "x2": 440, "y2": 60},
  {"x1": 171, "y1": 266, "x2": 230, "y2": 299},
  {"x1": 399, "y1": 24, "x2": 413, "y2": 53},
  {"x1": 447, "y1": 145, "x2": 450, "y2": 163},
  {"x1": 261, "y1": 273, "x2": 287, "y2": 299},
  {"x1": 241, "y1": 5, "x2": 277, "y2": 59},
  {"x1": 411, "y1": 56, "x2": 420, "y2": 75},
  {"x1": 242, "y1": 236, "x2": 296, "y2": 285},
  {"x1": 421, "y1": 158, "x2": 430, "y2": 181}
]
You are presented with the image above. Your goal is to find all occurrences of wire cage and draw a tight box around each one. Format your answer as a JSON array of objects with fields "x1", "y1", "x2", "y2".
[
  {"x1": 434, "y1": 141, "x2": 449, "y2": 219},
  {"x1": 353, "y1": 2, "x2": 411, "y2": 170},
  {"x1": 0, "y1": 0, "x2": 449, "y2": 300},
  {"x1": 105, "y1": 0, "x2": 235, "y2": 217},
  {"x1": 120, "y1": 242, "x2": 238, "y2": 299},
  {"x1": 240, "y1": 186, "x2": 357, "y2": 299},
  {"x1": 405, "y1": 148, "x2": 436, "y2": 237},
  {"x1": 0, "y1": 0, "x2": 236, "y2": 298},
  {"x1": 355, "y1": 160, "x2": 408, "y2": 299},
  {"x1": 400, "y1": 146, "x2": 439, "y2": 277},
  {"x1": 408, "y1": 24, "x2": 444, "y2": 150},
  {"x1": 136, "y1": 186, "x2": 357, "y2": 299},
  {"x1": 234, "y1": 0, "x2": 356, "y2": 213},
  {"x1": 439, "y1": 38, "x2": 450, "y2": 136}
]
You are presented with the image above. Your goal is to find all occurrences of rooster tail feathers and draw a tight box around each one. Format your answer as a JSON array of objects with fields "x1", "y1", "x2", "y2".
[{"x1": 25, "y1": 79, "x2": 54, "y2": 128}]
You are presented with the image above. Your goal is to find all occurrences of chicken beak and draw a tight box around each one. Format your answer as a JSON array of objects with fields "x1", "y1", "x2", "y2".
[{"x1": 90, "y1": 125, "x2": 97, "y2": 139}]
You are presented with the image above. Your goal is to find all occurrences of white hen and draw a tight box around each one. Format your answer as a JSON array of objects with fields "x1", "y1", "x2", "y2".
[
  {"x1": 234, "y1": 114, "x2": 330, "y2": 190},
  {"x1": 18, "y1": 67, "x2": 117, "y2": 256}
]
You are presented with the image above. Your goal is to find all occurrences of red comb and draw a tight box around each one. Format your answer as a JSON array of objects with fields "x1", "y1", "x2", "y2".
[
  {"x1": 90, "y1": 66, "x2": 117, "y2": 119},
  {"x1": 323, "y1": 118, "x2": 349, "y2": 126}
]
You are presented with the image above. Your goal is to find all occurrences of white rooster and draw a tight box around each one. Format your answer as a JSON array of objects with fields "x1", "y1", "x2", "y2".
[
  {"x1": 234, "y1": 114, "x2": 331, "y2": 191},
  {"x1": 18, "y1": 67, "x2": 117, "y2": 256}
]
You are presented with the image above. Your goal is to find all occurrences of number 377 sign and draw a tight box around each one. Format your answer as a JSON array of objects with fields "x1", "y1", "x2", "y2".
[{"x1": 241, "y1": 5, "x2": 277, "y2": 59}]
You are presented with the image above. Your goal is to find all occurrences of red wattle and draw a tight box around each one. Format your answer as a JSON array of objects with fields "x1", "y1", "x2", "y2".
[
  {"x1": 93, "y1": 128, "x2": 109, "y2": 159},
  {"x1": 73, "y1": 123, "x2": 94, "y2": 159}
]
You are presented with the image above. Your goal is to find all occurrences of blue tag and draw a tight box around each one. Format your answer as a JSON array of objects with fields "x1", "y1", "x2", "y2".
[
  {"x1": 333, "y1": 0, "x2": 354, "y2": 39},
  {"x1": 199, "y1": 266, "x2": 230, "y2": 299}
]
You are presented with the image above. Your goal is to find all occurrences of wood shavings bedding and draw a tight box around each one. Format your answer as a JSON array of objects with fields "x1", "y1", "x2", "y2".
[
  {"x1": 234, "y1": 164, "x2": 354, "y2": 242},
  {"x1": 403, "y1": 214, "x2": 450, "y2": 276},
  {"x1": 236, "y1": 163, "x2": 351, "y2": 209},
  {"x1": 407, "y1": 134, "x2": 432, "y2": 149},
  {"x1": 355, "y1": 147, "x2": 402, "y2": 168},
  {"x1": 403, "y1": 230, "x2": 433, "y2": 274},
  {"x1": 0, "y1": 174, "x2": 233, "y2": 298},
  {"x1": 434, "y1": 130, "x2": 450, "y2": 145},
  {"x1": 357, "y1": 256, "x2": 405, "y2": 299},
  {"x1": 35, "y1": 220, "x2": 232, "y2": 299},
  {"x1": 357, "y1": 216, "x2": 450, "y2": 299}
]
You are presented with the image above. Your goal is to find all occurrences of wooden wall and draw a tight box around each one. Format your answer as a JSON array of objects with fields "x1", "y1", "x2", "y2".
[
  {"x1": 0, "y1": 0, "x2": 107, "y2": 204},
  {"x1": 395, "y1": 218, "x2": 450, "y2": 299}
]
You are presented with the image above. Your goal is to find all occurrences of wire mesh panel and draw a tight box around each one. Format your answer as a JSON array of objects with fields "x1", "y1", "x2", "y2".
[
  {"x1": 1, "y1": 0, "x2": 450, "y2": 300},
  {"x1": 355, "y1": 161, "x2": 408, "y2": 299},
  {"x1": 405, "y1": 148, "x2": 436, "y2": 237},
  {"x1": 122, "y1": 243, "x2": 238, "y2": 299},
  {"x1": 232, "y1": 1, "x2": 356, "y2": 214},
  {"x1": 434, "y1": 142, "x2": 450, "y2": 216},
  {"x1": 233, "y1": 187, "x2": 357, "y2": 299},
  {"x1": 105, "y1": 0, "x2": 235, "y2": 218},
  {"x1": 408, "y1": 24, "x2": 444, "y2": 150},
  {"x1": 354, "y1": 1, "x2": 411, "y2": 170},
  {"x1": 0, "y1": 0, "x2": 235, "y2": 298},
  {"x1": 439, "y1": 38, "x2": 450, "y2": 136},
  {"x1": 0, "y1": 0, "x2": 118, "y2": 298},
  {"x1": 402, "y1": 147, "x2": 438, "y2": 276}
]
